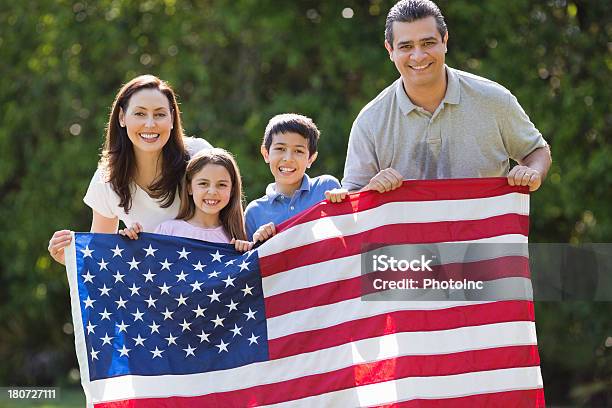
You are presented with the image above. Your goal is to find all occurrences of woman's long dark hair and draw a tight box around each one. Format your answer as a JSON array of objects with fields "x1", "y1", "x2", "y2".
[
  {"x1": 100, "y1": 75, "x2": 189, "y2": 213},
  {"x1": 176, "y1": 148, "x2": 247, "y2": 241}
]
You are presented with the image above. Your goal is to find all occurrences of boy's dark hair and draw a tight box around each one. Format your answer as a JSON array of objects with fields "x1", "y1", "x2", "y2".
[
  {"x1": 385, "y1": 0, "x2": 447, "y2": 47},
  {"x1": 262, "y1": 113, "x2": 320, "y2": 157}
]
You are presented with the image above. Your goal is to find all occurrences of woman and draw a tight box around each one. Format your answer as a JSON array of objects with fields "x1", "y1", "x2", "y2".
[{"x1": 48, "y1": 75, "x2": 211, "y2": 264}]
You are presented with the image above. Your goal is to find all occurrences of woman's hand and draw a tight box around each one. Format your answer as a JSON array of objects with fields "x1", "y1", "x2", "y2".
[
  {"x1": 48, "y1": 230, "x2": 73, "y2": 265},
  {"x1": 119, "y1": 222, "x2": 143, "y2": 240}
]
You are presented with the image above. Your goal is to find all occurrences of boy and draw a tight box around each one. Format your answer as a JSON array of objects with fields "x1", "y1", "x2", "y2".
[{"x1": 245, "y1": 113, "x2": 341, "y2": 242}]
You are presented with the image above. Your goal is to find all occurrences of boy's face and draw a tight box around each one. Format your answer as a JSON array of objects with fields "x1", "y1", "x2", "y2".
[{"x1": 261, "y1": 132, "x2": 318, "y2": 196}]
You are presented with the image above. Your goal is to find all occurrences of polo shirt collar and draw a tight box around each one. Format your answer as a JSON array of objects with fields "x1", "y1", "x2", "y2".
[
  {"x1": 396, "y1": 65, "x2": 460, "y2": 115},
  {"x1": 265, "y1": 174, "x2": 311, "y2": 201}
]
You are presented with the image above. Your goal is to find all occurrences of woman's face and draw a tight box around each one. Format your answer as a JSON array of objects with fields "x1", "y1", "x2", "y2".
[{"x1": 119, "y1": 88, "x2": 173, "y2": 156}]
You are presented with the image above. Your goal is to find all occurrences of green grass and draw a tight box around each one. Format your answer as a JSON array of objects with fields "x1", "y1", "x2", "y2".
[{"x1": 1, "y1": 388, "x2": 85, "y2": 408}]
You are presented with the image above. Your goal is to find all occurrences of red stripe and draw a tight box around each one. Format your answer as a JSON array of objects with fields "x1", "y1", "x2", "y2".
[
  {"x1": 265, "y1": 256, "x2": 530, "y2": 318},
  {"x1": 373, "y1": 388, "x2": 545, "y2": 408},
  {"x1": 261, "y1": 214, "x2": 529, "y2": 277},
  {"x1": 269, "y1": 300, "x2": 535, "y2": 360},
  {"x1": 94, "y1": 345, "x2": 540, "y2": 408},
  {"x1": 277, "y1": 178, "x2": 528, "y2": 232}
]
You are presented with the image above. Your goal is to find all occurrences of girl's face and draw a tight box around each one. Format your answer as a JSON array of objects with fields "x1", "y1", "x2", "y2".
[
  {"x1": 188, "y1": 164, "x2": 233, "y2": 218},
  {"x1": 119, "y1": 88, "x2": 173, "y2": 156}
]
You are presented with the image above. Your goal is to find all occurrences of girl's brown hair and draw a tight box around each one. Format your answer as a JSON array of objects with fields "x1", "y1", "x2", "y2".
[
  {"x1": 100, "y1": 75, "x2": 189, "y2": 213},
  {"x1": 176, "y1": 148, "x2": 247, "y2": 241}
]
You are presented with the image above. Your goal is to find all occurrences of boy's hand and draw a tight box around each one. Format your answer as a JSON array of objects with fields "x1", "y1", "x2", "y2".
[
  {"x1": 508, "y1": 165, "x2": 542, "y2": 191},
  {"x1": 252, "y1": 222, "x2": 276, "y2": 243},
  {"x1": 48, "y1": 229, "x2": 72, "y2": 265},
  {"x1": 325, "y1": 188, "x2": 349, "y2": 203},
  {"x1": 231, "y1": 238, "x2": 254, "y2": 252},
  {"x1": 363, "y1": 168, "x2": 403, "y2": 193},
  {"x1": 119, "y1": 222, "x2": 143, "y2": 240}
]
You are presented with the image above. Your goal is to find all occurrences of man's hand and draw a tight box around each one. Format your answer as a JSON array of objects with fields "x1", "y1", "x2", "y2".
[
  {"x1": 508, "y1": 165, "x2": 542, "y2": 191},
  {"x1": 252, "y1": 222, "x2": 276, "y2": 243},
  {"x1": 325, "y1": 188, "x2": 349, "y2": 203},
  {"x1": 363, "y1": 168, "x2": 403, "y2": 193}
]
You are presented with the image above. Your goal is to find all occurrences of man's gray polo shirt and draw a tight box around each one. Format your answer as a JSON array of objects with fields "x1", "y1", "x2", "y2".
[{"x1": 341, "y1": 66, "x2": 547, "y2": 191}]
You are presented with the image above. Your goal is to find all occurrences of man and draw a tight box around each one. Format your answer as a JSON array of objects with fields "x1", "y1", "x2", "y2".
[{"x1": 327, "y1": 0, "x2": 551, "y2": 202}]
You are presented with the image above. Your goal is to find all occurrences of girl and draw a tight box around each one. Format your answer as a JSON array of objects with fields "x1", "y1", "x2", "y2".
[
  {"x1": 48, "y1": 75, "x2": 212, "y2": 264},
  {"x1": 154, "y1": 148, "x2": 253, "y2": 252}
]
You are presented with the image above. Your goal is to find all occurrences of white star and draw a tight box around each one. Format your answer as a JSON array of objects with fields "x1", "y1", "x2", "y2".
[
  {"x1": 208, "y1": 270, "x2": 220, "y2": 278},
  {"x1": 207, "y1": 289, "x2": 221, "y2": 303},
  {"x1": 241, "y1": 283, "x2": 254, "y2": 296},
  {"x1": 99, "y1": 308, "x2": 112, "y2": 320},
  {"x1": 131, "y1": 308, "x2": 144, "y2": 322},
  {"x1": 100, "y1": 332, "x2": 114, "y2": 346},
  {"x1": 248, "y1": 333, "x2": 259, "y2": 345},
  {"x1": 112, "y1": 270, "x2": 125, "y2": 283},
  {"x1": 118, "y1": 344, "x2": 131, "y2": 357},
  {"x1": 86, "y1": 321, "x2": 96, "y2": 334},
  {"x1": 161, "y1": 307, "x2": 174, "y2": 320},
  {"x1": 150, "y1": 346, "x2": 164, "y2": 358},
  {"x1": 177, "y1": 247, "x2": 190, "y2": 260},
  {"x1": 244, "y1": 308, "x2": 257, "y2": 320},
  {"x1": 238, "y1": 260, "x2": 250, "y2": 272},
  {"x1": 111, "y1": 244, "x2": 124, "y2": 258},
  {"x1": 80, "y1": 245, "x2": 93, "y2": 258},
  {"x1": 175, "y1": 271, "x2": 188, "y2": 282},
  {"x1": 127, "y1": 257, "x2": 140, "y2": 270},
  {"x1": 132, "y1": 334, "x2": 146, "y2": 346},
  {"x1": 197, "y1": 330, "x2": 210, "y2": 343},
  {"x1": 148, "y1": 321, "x2": 160, "y2": 334},
  {"x1": 143, "y1": 244, "x2": 158, "y2": 257},
  {"x1": 143, "y1": 269, "x2": 156, "y2": 282},
  {"x1": 192, "y1": 261, "x2": 205, "y2": 272},
  {"x1": 115, "y1": 296, "x2": 127, "y2": 309},
  {"x1": 190, "y1": 280, "x2": 204, "y2": 292},
  {"x1": 230, "y1": 324, "x2": 242, "y2": 337},
  {"x1": 82, "y1": 271, "x2": 95, "y2": 283},
  {"x1": 183, "y1": 344, "x2": 196, "y2": 357},
  {"x1": 179, "y1": 319, "x2": 192, "y2": 332},
  {"x1": 211, "y1": 250, "x2": 224, "y2": 262},
  {"x1": 144, "y1": 295, "x2": 157, "y2": 308},
  {"x1": 175, "y1": 293, "x2": 188, "y2": 307},
  {"x1": 164, "y1": 332, "x2": 178, "y2": 346},
  {"x1": 98, "y1": 284, "x2": 111, "y2": 296},
  {"x1": 215, "y1": 339, "x2": 229, "y2": 353},
  {"x1": 158, "y1": 282, "x2": 171, "y2": 295},
  {"x1": 226, "y1": 299, "x2": 239, "y2": 312},
  {"x1": 222, "y1": 275, "x2": 236, "y2": 287},
  {"x1": 211, "y1": 314, "x2": 225, "y2": 328},
  {"x1": 83, "y1": 296, "x2": 96, "y2": 309},
  {"x1": 192, "y1": 305, "x2": 206, "y2": 318},
  {"x1": 159, "y1": 258, "x2": 173, "y2": 271},
  {"x1": 97, "y1": 258, "x2": 108, "y2": 271},
  {"x1": 224, "y1": 259, "x2": 235, "y2": 267},
  {"x1": 116, "y1": 320, "x2": 129, "y2": 333},
  {"x1": 90, "y1": 347, "x2": 99, "y2": 360},
  {"x1": 128, "y1": 283, "x2": 141, "y2": 296}
]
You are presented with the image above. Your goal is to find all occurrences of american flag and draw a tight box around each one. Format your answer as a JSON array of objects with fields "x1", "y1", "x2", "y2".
[{"x1": 66, "y1": 178, "x2": 544, "y2": 407}]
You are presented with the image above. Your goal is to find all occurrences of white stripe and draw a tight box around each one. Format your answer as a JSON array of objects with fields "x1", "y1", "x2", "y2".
[
  {"x1": 262, "y1": 366, "x2": 543, "y2": 408},
  {"x1": 87, "y1": 321, "x2": 537, "y2": 402},
  {"x1": 268, "y1": 297, "x2": 491, "y2": 340},
  {"x1": 258, "y1": 193, "x2": 529, "y2": 257},
  {"x1": 263, "y1": 234, "x2": 528, "y2": 296}
]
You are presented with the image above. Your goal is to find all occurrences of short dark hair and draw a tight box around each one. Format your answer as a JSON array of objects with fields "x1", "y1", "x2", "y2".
[
  {"x1": 385, "y1": 0, "x2": 447, "y2": 47},
  {"x1": 262, "y1": 113, "x2": 320, "y2": 157}
]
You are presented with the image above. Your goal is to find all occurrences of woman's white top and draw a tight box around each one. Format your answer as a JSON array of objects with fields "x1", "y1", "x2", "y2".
[{"x1": 83, "y1": 137, "x2": 212, "y2": 232}]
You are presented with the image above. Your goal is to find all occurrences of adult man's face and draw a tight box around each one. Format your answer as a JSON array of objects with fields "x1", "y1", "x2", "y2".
[{"x1": 385, "y1": 17, "x2": 448, "y2": 90}]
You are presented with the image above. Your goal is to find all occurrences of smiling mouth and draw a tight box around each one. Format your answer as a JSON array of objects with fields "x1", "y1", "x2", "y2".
[
  {"x1": 279, "y1": 167, "x2": 296, "y2": 174},
  {"x1": 203, "y1": 199, "x2": 220, "y2": 206},
  {"x1": 140, "y1": 133, "x2": 160, "y2": 142},
  {"x1": 409, "y1": 62, "x2": 433, "y2": 71}
]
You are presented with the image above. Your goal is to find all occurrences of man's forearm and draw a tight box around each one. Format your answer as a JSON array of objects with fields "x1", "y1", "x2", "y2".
[{"x1": 520, "y1": 145, "x2": 552, "y2": 178}]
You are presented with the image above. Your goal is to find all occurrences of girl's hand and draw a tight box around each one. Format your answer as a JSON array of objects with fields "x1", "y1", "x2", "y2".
[
  {"x1": 231, "y1": 238, "x2": 253, "y2": 252},
  {"x1": 252, "y1": 222, "x2": 276, "y2": 243},
  {"x1": 48, "y1": 229, "x2": 72, "y2": 265},
  {"x1": 119, "y1": 222, "x2": 143, "y2": 240}
]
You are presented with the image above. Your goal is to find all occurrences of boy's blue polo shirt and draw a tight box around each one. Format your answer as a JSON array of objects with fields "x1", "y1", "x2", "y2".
[{"x1": 245, "y1": 174, "x2": 340, "y2": 240}]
